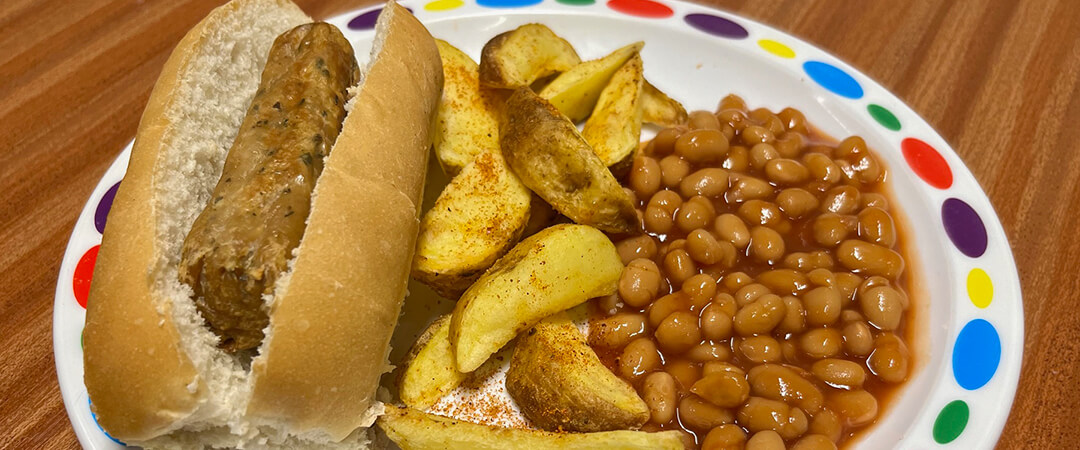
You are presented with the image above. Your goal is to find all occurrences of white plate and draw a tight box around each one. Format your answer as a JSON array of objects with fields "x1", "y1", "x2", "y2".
[{"x1": 55, "y1": 0, "x2": 1023, "y2": 448}]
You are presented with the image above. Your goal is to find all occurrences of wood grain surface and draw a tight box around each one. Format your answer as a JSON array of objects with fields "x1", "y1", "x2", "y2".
[{"x1": 2, "y1": 0, "x2": 1077, "y2": 448}]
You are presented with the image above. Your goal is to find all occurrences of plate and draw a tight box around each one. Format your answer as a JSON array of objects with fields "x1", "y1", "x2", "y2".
[{"x1": 54, "y1": 0, "x2": 1023, "y2": 448}]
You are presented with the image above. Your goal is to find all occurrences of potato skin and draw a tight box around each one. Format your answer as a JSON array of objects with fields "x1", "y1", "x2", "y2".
[
  {"x1": 506, "y1": 314, "x2": 649, "y2": 432},
  {"x1": 501, "y1": 88, "x2": 638, "y2": 234},
  {"x1": 582, "y1": 53, "x2": 645, "y2": 180},
  {"x1": 478, "y1": 24, "x2": 581, "y2": 89}
]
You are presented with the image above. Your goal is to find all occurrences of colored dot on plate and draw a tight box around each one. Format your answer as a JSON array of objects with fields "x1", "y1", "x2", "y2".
[
  {"x1": 347, "y1": 6, "x2": 413, "y2": 30},
  {"x1": 425, "y1": 0, "x2": 463, "y2": 10},
  {"x1": 803, "y1": 61, "x2": 863, "y2": 99},
  {"x1": 557, "y1": 0, "x2": 595, "y2": 4},
  {"x1": 758, "y1": 39, "x2": 794, "y2": 58},
  {"x1": 684, "y1": 13, "x2": 749, "y2": 39},
  {"x1": 73, "y1": 245, "x2": 100, "y2": 309},
  {"x1": 967, "y1": 268, "x2": 993, "y2": 308},
  {"x1": 933, "y1": 400, "x2": 970, "y2": 443},
  {"x1": 94, "y1": 182, "x2": 120, "y2": 234},
  {"x1": 868, "y1": 104, "x2": 901, "y2": 131},
  {"x1": 952, "y1": 319, "x2": 1001, "y2": 390},
  {"x1": 607, "y1": 0, "x2": 674, "y2": 18},
  {"x1": 942, "y1": 198, "x2": 988, "y2": 258},
  {"x1": 901, "y1": 137, "x2": 952, "y2": 189},
  {"x1": 478, "y1": 0, "x2": 543, "y2": 8}
]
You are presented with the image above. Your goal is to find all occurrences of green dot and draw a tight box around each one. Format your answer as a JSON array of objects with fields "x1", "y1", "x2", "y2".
[
  {"x1": 557, "y1": 0, "x2": 595, "y2": 4},
  {"x1": 933, "y1": 400, "x2": 969, "y2": 444},
  {"x1": 868, "y1": 104, "x2": 901, "y2": 131}
]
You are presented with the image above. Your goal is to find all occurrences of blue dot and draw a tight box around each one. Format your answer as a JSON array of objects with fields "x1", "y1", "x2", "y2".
[
  {"x1": 477, "y1": 0, "x2": 542, "y2": 7},
  {"x1": 952, "y1": 319, "x2": 1001, "y2": 390},
  {"x1": 803, "y1": 61, "x2": 864, "y2": 99}
]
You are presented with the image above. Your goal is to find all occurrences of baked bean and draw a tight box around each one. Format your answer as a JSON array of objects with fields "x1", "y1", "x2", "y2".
[
  {"x1": 649, "y1": 189, "x2": 683, "y2": 212},
  {"x1": 676, "y1": 129, "x2": 729, "y2": 163},
  {"x1": 861, "y1": 276, "x2": 907, "y2": 309},
  {"x1": 690, "y1": 110, "x2": 723, "y2": 130},
  {"x1": 717, "y1": 109, "x2": 748, "y2": 130},
  {"x1": 859, "y1": 285, "x2": 905, "y2": 330},
  {"x1": 803, "y1": 153, "x2": 841, "y2": 185},
  {"x1": 644, "y1": 206, "x2": 675, "y2": 234},
  {"x1": 727, "y1": 174, "x2": 774, "y2": 203},
  {"x1": 615, "y1": 234, "x2": 658, "y2": 265},
  {"x1": 596, "y1": 293, "x2": 620, "y2": 314},
  {"x1": 800, "y1": 328, "x2": 843, "y2": 359},
  {"x1": 702, "y1": 424, "x2": 747, "y2": 450},
  {"x1": 722, "y1": 271, "x2": 754, "y2": 292},
  {"x1": 655, "y1": 311, "x2": 702, "y2": 353},
  {"x1": 689, "y1": 342, "x2": 733, "y2": 362},
  {"x1": 720, "y1": 124, "x2": 737, "y2": 142},
  {"x1": 651, "y1": 127, "x2": 686, "y2": 156},
  {"x1": 692, "y1": 372, "x2": 750, "y2": 408},
  {"x1": 682, "y1": 272, "x2": 719, "y2": 307},
  {"x1": 723, "y1": 144, "x2": 750, "y2": 172},
  {"x1": 836, "y1": 239, "x2": 904, "y2": 278},
  {"x1": 619, "y1": 338, "x2": 662, "y2": 380},
  {"x1": 719, "y1": 94, "x2": 749, "y2": 112},
  {"x1": 860, "y1": 192, "x2": 889, "y2": 209},
  {"x1": 680, "y1": 396, "x2": 735, "y2": 431},
  {"x1": 738, "y1": 335, "x2": 782, "y2": 364},
  {"x1": 663, "y1": 239, "x2": 687, "y2": 254},
  {"x1": 712, "y1": 292, "x2": 739, "y2": 317},
  {"x1": 735, "y1": 283, "x2": 772, "y2": 307},
  {"x1": 811, "y1": 359, "x2": 866, "y2": 389},
  {"x1": 868, "y1": 333, "x2": 909, "y2": 383},
  {"x1": 805, "y1": 268, "x2": 835, "y2": 286},
  {"x1": 849, "y1": 154, "x2": 883, "y2": 184},
  {"x1": 649, "y1": 292, "x2": 690, "y2": 328},
  {"x1": 642, "y1": 371, "x2": 678, "y2": 424},
  {"x1": 738, "y1": 200, "x2": 786, "y2": 229},
  {"x1": 749, "y1": 226, "x2": 786, "y2": 263},
  {"x1": 778, "y1": 107, "x2": 809, "y2": 134},
  {"x1": 812, "y1": 213, "x2": 848, "y2": 247},
  {"x1": 746, "y1": 430, "x2": 785, "y2": 450},
  {"x1": 590, "y1": 312, "x2": 648, "y2": 349},
  {"x1": 715, "y1": 214, "x2": 751, "y2": 249},
  {"x1": 774, "y1": 132, "x2": 805, "y2": 159},
  {"x1": 681, "y1": 168, "x2": 730, "y2": 198},
  {"x1": 835, "y1": 136, "x2": 868, "y2": 159},
  {"x1": 777, "y1": 188, "x2": 820, "y2": 218},
  {"x1": 741, "y1": 125, "x2": 775, "y2": 145},
  {"x1": 809, "y1": 408, "x2": 842, "y2": 443},
  {"x1": 804, "y1": 287, "x2": 842, "y2": 327},
  {"x1": 748, "y1": 107, "x2": 776, "y2": 125},
  {"x1": 666, "y1": 358, "x2": 704, "y2": 389},
  {"x1": 619, "y1": 259, "x2": 662, "y2": 308},
  {"x1": 700, "y1": 302, "x2": 734, "y2": 341},
  {"x1": 660, "y1": 155, "x2": 692, "y2": 188},
  {"x1": 763, "y1": 117, "x2": 786, "y2": 138},
  {"x1": 832, "y1": 272, "x2": 863, "y2": 302},
  {"x1": 734, "y1": 294, "x2": 786, "y2": 336},
  {"x1": 748, "y1": 364, "x2": 824, "y2": 412},
  {"x1": 749, "y1": 143, "x2": 780, "y2": 170},
  {"x1": 792, "y1": 434, "x2": 838, "y2": 450},
  {"x1": 786, "y1": 253, "x2": 835, "y2": 272},
  {"x1": 677, "y1": 196, "x2": 716, "y2": 233},
  {"x1": 841, "y1": 321, "x2": 874, "y2": 356},
  {"x1": 826, "y1": 390, "x2": 878, "y2": 427},
  {"x1": 777, "y1": 296, "x2": 806, "y2": 334},
  {"x1": 839, "y1": 309, "x2": 864, "y2": 323},
  {"x1": 663, "y1": 249, "x2": 698, "y2": 287},
  {"x1": 629, "y1": 156, "x2": 662, "y2": 200},
  {"x1": 738, "y1": 397, "x2": 809, "y2": 440},
  {"x1": 758, "y1": 269, "x2": 810, "y2": 296},
  {"x1": 765, "y1": 158, "x2": 810, "y2": 185},
  {"x1": 703, "y1": 361, "x2": 747, "y2": 378},
  {"x1": 820, "y1": 186, "x2": 860, "y2": 215},
  {"x1": 857, "y1": 206, "x2": 896, "y2": 247}
]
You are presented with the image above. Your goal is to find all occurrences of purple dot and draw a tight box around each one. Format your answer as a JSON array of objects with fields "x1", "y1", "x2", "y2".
[
  {"x1": 684, "y1": 13, "x2": 749, "y2": 39},
  {"x1": 94, "y1": 182, "x2": 120, "y2": 234},
  {"x1": 942, "y1": 198, "x2": 987, "y2": 258},
  {"x1": 348, "y1": 6, "x2": 413, "y2": 30}
]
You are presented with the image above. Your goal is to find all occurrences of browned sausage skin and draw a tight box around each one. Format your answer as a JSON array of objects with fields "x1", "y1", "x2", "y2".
[{"x1": 179, "y1": 22, "x2": 360, "y2": 352}]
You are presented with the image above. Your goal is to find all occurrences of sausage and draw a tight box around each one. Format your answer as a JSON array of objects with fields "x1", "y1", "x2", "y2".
[{"x1": 178, "y1": 23, "x2": 360, "y2": 352}]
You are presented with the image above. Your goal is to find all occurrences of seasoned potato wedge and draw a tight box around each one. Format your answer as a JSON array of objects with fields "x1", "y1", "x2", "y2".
[
  {"x1": 449, "y1": 224, "x2": 623, "y2": 372},
  {"x1": 582, "y1": 54, "x2": 645, "y2": 176},
  {"x1": 506, "y1": 313, "x2": 649, "y2": 432},
  {"x1": 479, "y1": 24, "x2": 582, "y2": 89},
  {"x1": 379, "y1": 406, "x2": 686, "y2": 450},
  {"x1": 433, "y1": 39, "x2": 504, "y2": 176},
  {"x1": 501, "y1": 88, "x2": 638, "y2": 233},
  {"x1": 539, "y1": 42, "x2": 644, "y2": 123},
  {"x1": 412, "y1": 150, "x2": 532, "y2": 298},
  {"x1": 641, "y1": 80, "x2": 688, "y2": 127},
  {"x1": 399, "y1": 315, "x2": 467, "y2": 410}
]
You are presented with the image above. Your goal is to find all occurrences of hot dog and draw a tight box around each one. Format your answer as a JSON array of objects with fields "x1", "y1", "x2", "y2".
[{"x1": 81, "y1": 0, "x2": 443, "y2": 447}]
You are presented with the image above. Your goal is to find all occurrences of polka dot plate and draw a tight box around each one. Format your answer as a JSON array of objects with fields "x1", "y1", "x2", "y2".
[{"x1": 54, "y1": 0, "x2": 1023, "y2": 448}]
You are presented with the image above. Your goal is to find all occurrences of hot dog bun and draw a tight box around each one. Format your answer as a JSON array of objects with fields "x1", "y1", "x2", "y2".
[{"x1": 82, "y1": 0, "x2": 442, "y2": 447}]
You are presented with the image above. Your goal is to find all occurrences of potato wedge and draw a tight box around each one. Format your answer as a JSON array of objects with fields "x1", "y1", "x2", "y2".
[
  {"x1": 506, "y1": 313, "x2": 649, "y2": 432},
  {"x1": 641, "y1": 79, "x2": 688, "y2": 127},
  {"x1": 581, "y1": 54, "x2": 645, "y2": 177},
  {"x1": 539, "y1": 42, "x2": 644, "y2": 123},
  {"x1": 433, "y1": 39, "x2": 504, "y2": 176},
  {"x1": 449, "y1": 224, "x2": 622, "y2": 372},
  {"x1": 501, "y1": 88, "x2": 638, "y2": 233},
  {"x1": 479, "y1": 24, "x2": 582, "y2": 89},
  {"x1": 412, "y1": 150, "x2": 532, "y2": 298},
  {"x1": 378, "y1": 406, "x2": 686, "y2": 450},
  {"x1": 399, "y1": 315, "x2": 467, "y2": 410}
]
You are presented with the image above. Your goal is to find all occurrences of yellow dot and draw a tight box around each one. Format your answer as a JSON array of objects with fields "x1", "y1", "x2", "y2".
[
  {"x1": 967, "y1": 268, "x2": 993, "y2": 308},
  {"x1": 758, "y1": 39, "x2": 795, "y2": 59},
  {"x1": 425, "y1": 0, "x2": 464, "y2": 11}
]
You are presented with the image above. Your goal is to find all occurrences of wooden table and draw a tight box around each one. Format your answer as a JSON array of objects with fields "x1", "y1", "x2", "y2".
[{"x1": 2, "y1": 0, "x2": 1077, "y2": 448}]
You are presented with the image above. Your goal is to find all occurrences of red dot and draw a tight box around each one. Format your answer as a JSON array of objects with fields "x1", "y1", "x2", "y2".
[
  {"x1": 902, "y1": 138, "x2": 953, "y2": 189},
  {"x1": 73, "y1": 245, "x2": 100, "y2": 309},
  {"x1": 607, "y1": 0, "x2": 673, "y2": 18}
]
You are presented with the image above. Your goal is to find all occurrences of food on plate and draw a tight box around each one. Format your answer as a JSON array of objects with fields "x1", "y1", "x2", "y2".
[
  {"x1": 81, "y1": 0, "x2": 442, "y2": 446},
  {"x1": 431, "y1": 39, "x2": 503, "y2": 176},
  {"x1": 501, "y1": 87, "x2": 638, "y2": 233},
  {"x1": 641, "y1": 80, "x2": 688, "y2": 127},
  {"x1": 581, "y1": 53, "x2": 645, "y2": 176},
  {"x1": 449, "y1": 224, "x2": 623, "y2": 372},
  {"x1": 378, "y1": 406, "x2": 687, "y2": 450},
  {"x1": 594, "y1": 94, "x2": 916, "y2": 447},
  {"x1": 538, "y1": 41, "x2": 644, "y2": 123},
  {"x1": 479, "y1": 24, "x2": 582, "y2": 89},
  {"x1": 412, "y1": 150, "x2": 532, "y2": 298},
  {"x1": 400, "y1": 315, "x2": 467, "y2": 410},
  {"x1": 506, "y1": 312, "x2": 649, "y2": 432}
]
